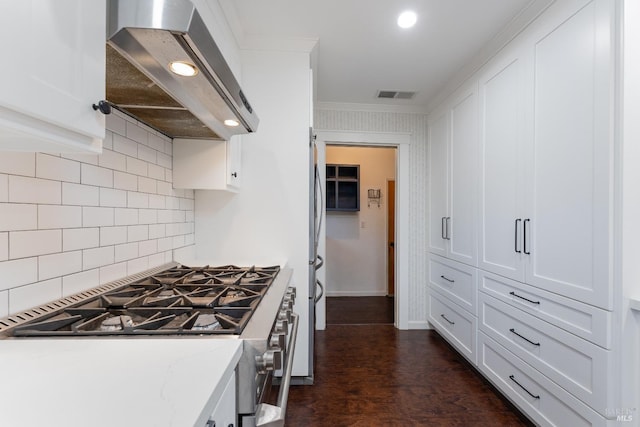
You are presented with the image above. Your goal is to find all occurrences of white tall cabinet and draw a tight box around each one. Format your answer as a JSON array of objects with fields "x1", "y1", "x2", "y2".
[{"x1": 428, "y1": 0, "x2": 618, "y2": 425}]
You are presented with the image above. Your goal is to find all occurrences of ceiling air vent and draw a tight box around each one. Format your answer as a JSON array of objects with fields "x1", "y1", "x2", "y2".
[{"x1": 376, "y1": 90, "x2": 416, "y2": 100}]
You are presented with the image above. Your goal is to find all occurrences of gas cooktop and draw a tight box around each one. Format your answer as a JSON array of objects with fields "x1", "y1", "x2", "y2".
[{"x1": 6, "y1": 264, "x2": 280, "y2": 337}]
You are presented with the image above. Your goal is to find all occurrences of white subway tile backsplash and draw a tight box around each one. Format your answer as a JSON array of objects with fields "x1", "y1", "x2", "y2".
[
  {"x1": 113, "y1": 171, "x2": 138, "y2": 191},
  {"x1": 100, "y1": 226, "x2": 127, "y2": 246},
  {"x1": 81, "y1": 164, "x2": 113, "y2": 187},
  {"x1": 0, "y1": 257, "x2": 38, "y2": 291},
  {"x1": 98, "y1": 149, "x2": 127, "y2": 172},
  {"x1": 149, "y1": 224, "x2": 166, "y2": 239},
  {"x1": 113, "y1": 133, "x2": 138, "y2": 157},
  {"x1": 128, "y1": 225, "x2": 149, "y2": 242},
  {"x1": 0, "y1": 232, "x2": 7, "y2": 261},
  {"x1": 83, "y1": 246, "x2": 115, "y2": 270},
  {"x1": 157, "y1": 152, "x2": 172, "y2": 169},
  {"x1": 9, "y1": 176, "x2": 61, "y2": 204},
  {"x1": 62, "y1": 182, "x2": 99, "y2": 206},
  {"x1": 0, "y1": 290, "x2": 7, "y2": 317},
  {"x1": 147, "y1": 164, "x2": 165, "y2": 181},
  {"x1": 100, "y1": 188, "x2": 127, "y2": 207},
  {"x1": 39, "y1": 251, "x2": 82, "y2": 281},
  {"x1": 0, "y1": 174, "x2": 7, "y2": 202},
  {"x1": 127, "y1": 257, "x2": 149, "y2": 275},
  {"x1": 138, "y1": 176, "x2": 157, "y2": 194},
  {"x1": 114, "y1": 208, "x2": 138, "y2": 226},
  {"x1": 0, "y1": 152, "x2": 35, "y2": 176},
  {"x1": 83, "y1": 207, "x2": 114, "y2": 227},
  {"x1": 106, "y1": 112, "x2": 127, "y2": 136},
  {"x1": 115, "y1": 242, "x2": 138, "y2": 263},
  {"x1": 148, "y1": 194, "x2": 166, "y2": 209},
  {"x1": 0, "y1": 119, "x2": 194, "y2": 316},
  {"x1": 127, "y1": 157, "x2": 148, "y2": 177},
  {"x1": 62, "y1": 269, "x2": 99, "y2": 296},
  {"x1": 126, "y1": 121, "x2": 149, "y2": 145},
  {"x1": 36, "y1": 154, "x2": 80, "y2": 183},
  {"x1": 63, "y1": 228, "x2": 99, "y2": 251},
  {"x1": 99, "y1": 262, "x2": 127, "y2": 285},
  {"x1": 139, "y1": 239, "x2": 157, "y2": 256},
  {"x1": 10, "y1": 230, "x2": 61, "y2": 259},
  {"x1": 0, "y1": 204, "x2": 37, "y2": 231},
  {"x1": 138, "y1": 145, "x2": 157, "y2": 164},
  {"x1": 9, "y1": 277, "x2": 62, "y2": 313},
  {"x1": 139, "y1": 209, "x2": 158, "y2": 225},
  {"x1": 38, "y1": 205, "x2": 82, "y2": 229},
  {"x1": 128, "y1": 192, "x2": 149, "y2": 208}
]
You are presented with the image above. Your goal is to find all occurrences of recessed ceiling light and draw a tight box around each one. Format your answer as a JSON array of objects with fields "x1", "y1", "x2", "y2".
[
  {"x1": 397, "y1": 11, "x2": 417, "y2": 29},
  {"x1": 169, "y1": 61, "x2": 198, "y2": 77},
  {"x1": 224, "y1": 119, "x2": 239, "y2": 127}
]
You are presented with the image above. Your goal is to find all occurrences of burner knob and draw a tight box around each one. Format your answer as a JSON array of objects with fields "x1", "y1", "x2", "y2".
[
  {"x1": 275, "y1": 318, "x2": 289, "y2": 334},
  {"x1": 270, "y1": 333, "x2": 286, "y2": 350},
  {"x1": 255, "y1": 349, "x2": 282, "y2": 373},
  {"x1": 281, "y1": 298, "x2": 293, "y2": 311},
  {"x1": 286, "y1": 287, "x2": 296, "y2": 300},
  {"x1": 278, "y1": 308, "x2": 292, "y2": 323}
]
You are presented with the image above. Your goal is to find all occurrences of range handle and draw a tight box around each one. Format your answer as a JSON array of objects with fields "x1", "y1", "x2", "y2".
[{"x1": 255, "y1": 313, "x2": 299, "y2": 427}]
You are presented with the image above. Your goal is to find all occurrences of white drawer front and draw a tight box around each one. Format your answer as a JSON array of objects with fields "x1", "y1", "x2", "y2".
[
  {"x1": 479, "y1": 293, "x2": 611, "y2": 412},
  {"x1": 428, "y1": 289, "x2": 476, "y2": 364},
  {"x1": 478, "y1": 332, "x2": 609, "y2": 427},
  {"x1": 428, "y1": 254, "x2": 477, "y2": 314},
  {"x1": 479, "y1": 270, "x2": 611, "y2": 348}
]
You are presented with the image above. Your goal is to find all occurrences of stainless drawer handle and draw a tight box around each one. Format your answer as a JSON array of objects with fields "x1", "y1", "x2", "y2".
[
  {"x1": 440, "y1": 314, "x2": 455, "y2": 325},
  {"x1": 509, "y1": 328, "x2": 540, "y2": 346},
  {"x1": 509, "y1": 374, "x2": 540, "y2": 399},
  {"x1": 509, "y1": 291, "x2": 540, "y2": 305},
  {"x1": 440, "y1": 275, "x2": 455, "y2": 283}
]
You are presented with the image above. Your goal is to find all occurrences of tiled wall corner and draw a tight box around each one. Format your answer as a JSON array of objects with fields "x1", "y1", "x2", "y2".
[{"x1": 0, "y1": 109, "x2": 194, "y2": 316}]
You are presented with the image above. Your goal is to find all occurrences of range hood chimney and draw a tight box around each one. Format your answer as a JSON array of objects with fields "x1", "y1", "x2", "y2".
[{"x1": 106, "y1": 0, "x2": 258, "y2": 140}]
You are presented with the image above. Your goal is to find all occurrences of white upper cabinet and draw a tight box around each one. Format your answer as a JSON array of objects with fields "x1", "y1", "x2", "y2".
[
  {"x1": 478, "y1": 0, "x2": 614, "y2": 309},
  {"x1": 0, "y1": 0, "x2": 106, "y2": 153},
  {"x1": 173, "y1": 138, "x2": 242, "y2": 192},
  {"x1": 428, "y1": 82, "x2": 479, "y2": 266}
]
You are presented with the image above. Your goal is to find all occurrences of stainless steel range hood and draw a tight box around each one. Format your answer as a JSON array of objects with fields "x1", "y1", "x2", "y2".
[{"x1": 106, "y1": 0, "x2": 258, "y2": 140}]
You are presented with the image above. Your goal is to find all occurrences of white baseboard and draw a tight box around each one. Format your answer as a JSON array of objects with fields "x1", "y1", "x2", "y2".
[{"x1": 408, "y1": 320, "x2": 431, "y2": 330}]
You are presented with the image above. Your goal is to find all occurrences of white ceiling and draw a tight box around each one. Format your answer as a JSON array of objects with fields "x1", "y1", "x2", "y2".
[{"x1": 221, "y1": 0, "x2": 552, "y2": 111}]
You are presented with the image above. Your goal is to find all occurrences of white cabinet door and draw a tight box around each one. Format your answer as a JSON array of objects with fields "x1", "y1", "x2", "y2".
[
  {"x1": 173, "y1": 138, "x2": 241, "y2": 192},
  {"x1": 448, "y1": 82, "x2": 479, "y2": 265},
  {"x1": 427, "y1": 108, "x2": 449, "y2": 257},
  {"x1": 525, "y1": 0, "x2": 613, "y2": 309},
  {"x1": 207, "y1": 371, "x2": 236, "y2": 427},
  {"x1": 0, "y1": 0, "x2": 105, "y2": 153},
  {"x1": 478, "y1": 45, "x2": 528, "y2": 282}
]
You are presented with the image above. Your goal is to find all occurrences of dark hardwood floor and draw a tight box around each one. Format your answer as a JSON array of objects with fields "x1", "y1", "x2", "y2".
[
  {"x1": 326, "y1": 296, "x2": 394, "y2": 325},
  {"x1": 286, "y1": 297, "x2": 533, "y2": 426}
]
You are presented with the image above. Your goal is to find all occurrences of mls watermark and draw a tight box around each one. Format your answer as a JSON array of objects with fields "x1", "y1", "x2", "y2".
[{"x1": 605, "y1": 407, "x2": 636, "y2": 422}]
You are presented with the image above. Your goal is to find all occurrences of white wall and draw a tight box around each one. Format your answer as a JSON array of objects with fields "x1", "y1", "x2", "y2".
[
  {"x1": 325, "y1": 146, "x2": 395, "y2": 296},
  {"x1": 0, "y1": 110, "x2": 195, "y2": 317},
  {"x1": 194, "y1": 48, "x2": 312, "y2": 376}
]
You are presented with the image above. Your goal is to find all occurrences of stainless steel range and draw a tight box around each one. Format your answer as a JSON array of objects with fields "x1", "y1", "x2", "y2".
[{"x1": 0, "y1": 262, "x2": 298, "y2": 427}]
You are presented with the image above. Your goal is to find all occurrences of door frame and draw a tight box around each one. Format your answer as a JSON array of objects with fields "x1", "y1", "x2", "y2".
[{"x1": 315, "y1": 130, "x2": 411, "y2": 330}]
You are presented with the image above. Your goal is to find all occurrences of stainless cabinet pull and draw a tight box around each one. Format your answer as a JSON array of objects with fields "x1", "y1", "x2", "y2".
[
  {"x1": 441, "y1": 217, "x2": 446, "y2": 239},
  {"x1": 514, "y1": 219, "x2": 522, "y2": 253},
  {"x1": 509, "y1": 291, "x2": 540, "y2": 305},
  {"x1": 440, "y1": 314, "x2": 455, "y2": 325},
  {"x1": 445, "y1": 217, "x2": 451, "y2": 240},
  {"x1": 440, "y1": 275, "x2": 455, "y2": 283},
  {"x1": 509, "y1": 328, "x2": 540, "y2": 346},
  {"x1": 509, "y1": 375, "x2": 540, "y2": 399},
  {"x1": 523, "y1": 219, "x2": 530, "y2": 254}
]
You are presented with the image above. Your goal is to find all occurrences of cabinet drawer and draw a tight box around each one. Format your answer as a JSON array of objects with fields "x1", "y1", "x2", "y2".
[
  {"x1": 479, "y1": 270, "x2": 611, "y2": 348},
  {"x1": 478, "y1": 332, "x2": 609, "y2": 427},
  {"x1": 428, "y1": 290, "x2": 476, "y2": 364},
  {"x1": 428, "y1": 254, "x2": 477, "y2": 314},
  {"x1": 479, "y1": 293, "x2": 611, "y2": 412}
]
